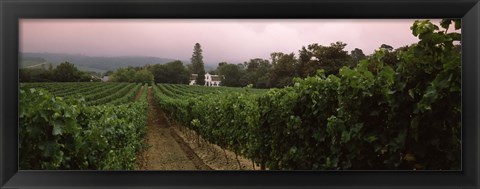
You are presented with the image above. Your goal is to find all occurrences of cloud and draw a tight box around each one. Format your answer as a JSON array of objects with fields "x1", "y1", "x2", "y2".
[{"x1": 20, "y1": 19, "x2": 445, "y2": 66}]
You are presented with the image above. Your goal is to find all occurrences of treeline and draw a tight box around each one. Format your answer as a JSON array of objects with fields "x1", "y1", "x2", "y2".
[
  {"x1": 20, "y1": 62, "x2": 101, "y2": 82},
  {"x1": 108, "y1": 60, "x2": 190, "y2": 84},
  {"x1": 108, "y1": 67, "x2": 154, "y2": 84},
  {"x1": 20, "y1": 59, "x2": 191, "y2": 85},
  {"x1": 20, "y1": 41, "x2": 408, "y2": 89},
  {"x1": 211, "y1": 42, "x2": 409, "y2": 88},
  {"x1": 107, "y1": 43, "x2": 203, "y2": 85},
  {"x1": 214, "y1": 39, "x2": 458, "y2": 89}
]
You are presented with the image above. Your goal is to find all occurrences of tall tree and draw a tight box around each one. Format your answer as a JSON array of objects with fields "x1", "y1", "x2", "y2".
[{"x1": 191, "y1": 43, "x2": 206, "y2": 85}]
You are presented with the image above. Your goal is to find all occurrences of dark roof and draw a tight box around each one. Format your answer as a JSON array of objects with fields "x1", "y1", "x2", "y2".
[
  {"x1": 190, "y1": 74, "x2": 198, "y2": 80},
  {"x1": 211, "y1": 75, "x2": 222, "y2": 81}
]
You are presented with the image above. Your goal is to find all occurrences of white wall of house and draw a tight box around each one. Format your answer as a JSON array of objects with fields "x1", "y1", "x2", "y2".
[
  {"x1": 205, "y1": 80, "x2": 221, "y2": 87},
  {"x1": 101, "y1": 76, "x2": 109, "y2": 82},
  {"x1": 189, "y1": 73, "x2": 221, "y2": 87}
]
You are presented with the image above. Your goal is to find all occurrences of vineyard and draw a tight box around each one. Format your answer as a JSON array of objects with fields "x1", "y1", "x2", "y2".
[
  {"x1": 19, "y1": 82, "x2": 149, "y2": 169},
  {"x1": 19, "y1": 19, "x2": 461, "y2": 170},
  {"x1": 152, "y1": 56, "x2": 460, "y2": 170},
  {"x1": 150, "y1": 20, "x2": 461, "y2": 170},
  {"x1": 18, "y1": 82, "x2": 265, "y2": 170}
]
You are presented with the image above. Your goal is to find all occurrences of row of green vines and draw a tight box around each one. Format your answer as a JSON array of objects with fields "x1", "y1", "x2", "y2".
[{"x1": 19, "y1": 84, "x2": 148, "y2": 170}]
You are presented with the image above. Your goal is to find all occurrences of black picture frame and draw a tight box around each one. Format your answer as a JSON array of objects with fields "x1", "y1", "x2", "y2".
[{"x1": 1, "y1": 0, "x2": 479, "y2": 188}]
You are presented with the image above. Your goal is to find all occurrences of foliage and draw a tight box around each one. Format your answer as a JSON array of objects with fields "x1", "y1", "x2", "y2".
[
  {"x1": 19, "y1": 19, "x2": 460, "y2": 171},
  {"x1": 110, "y1": 67, "x2": 154, "y2": 84},
  {"x1": 110, "y1": 67, "x2": 137, "y2": 82},
  {"x1": 298, "y1": 42, "x2": 353, "y2": 77},
  {"x1": 21, "y1": 52, "x2": 174, "y2": 73},
  {"x1": 191, "y1": 43, "x2": 206, "y2": 85},
  {"x1": 380, "y1": 44, "x2": 394, "y2": 51},
  {"x1": 148, "y1": 60, "x2": 190, "y2": 84},
  {"x1": 350, "y1": 48, "x2": 366, "y2": 65},
  {"x1": 241, "y1": 59, "x2": 272, "y2": 88},
  {"x1": 217, "y1": 63, "x2": 245, "y2": 87},
  {"x1": 133, "y1": 69, "x2": 154, "y2": 84},
  {"x1": 267, "y1": 52, "x2": 297, "y2": 88},
  {"x1": 19, "y1": 85, "x2": 148, "y2": 170},
  {"x1": 20, "y1": 67, "x2": 54, "y2": 82},
  {"x1": 153, "y1": 19, "x2": 461, "y2": 170},
  {"x1": 20, "y1": 62, "x2": 100, "y2": 82}
]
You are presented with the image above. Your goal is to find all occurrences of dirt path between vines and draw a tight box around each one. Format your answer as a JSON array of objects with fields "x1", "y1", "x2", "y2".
[
  {"x1": 136, "y1": 87, "x2": 212, "y2": 170},
  {"x1": 133, "y1": 86, "x2": 144, "y2": 101}
]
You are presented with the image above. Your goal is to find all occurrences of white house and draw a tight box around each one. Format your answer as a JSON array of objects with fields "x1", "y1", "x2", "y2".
[
  {"x1": 189, "y1": 73, "x2": 222, "y2": 87},
  {"x1": 189, "y1": 74, "x2": 198, "y2": 85},
  {"x1": 101, "y1": 76, "x2": 109, "y2": 82},
  {"x1": 205, "y1": 73, "x2": 222, "y2": 87}
]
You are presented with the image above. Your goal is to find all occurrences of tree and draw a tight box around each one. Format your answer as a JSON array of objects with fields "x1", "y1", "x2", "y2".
[
  {"x1": 301, "y1": 42, "x2": 352, "y2": 77},
  {"x1": 19, "y1": 62, "x2": 101, "y2": 82},
  {"x1": 76, "y1": 71, "x2": 100, "y2": 82},
  {"x1": 165, "y1": 61, "x2": 190, "y2": 84},
  {"x1": 217, "y1": 63, "x2": 245, "y2": 87},
  {"x1": 103, "y1": 70, "x2": 114, "y2": 76},
  {"x1": 110, "y1": 67, "x2": 156, "y2": 83},
  {"x1": 20, "y1": 68, "x2": 53, "y2": 82},
  {"x1": 149, "y1": 61, "x2": 190, "y2": 84},
  {"x1": 191, "y1": 43, "x2": 206, "y2": 85},
  {"x1": 374, "y1": 45, "x2": 409, "y2": 70},
  {"x1": 242, "y1": 58, "x2": 271, "y2": 88},
  {"x1": 350, "y1": 48, "x2": 366, "y2": 65},
  {"x1": 110, "y1": 68, "x2": 135, "y2": 82},
  {"x1": 268, "y1": 52, "x2": 297, "y2": 88},
  {"x1": 297, "y1": 46, "x2": 312, "y2": 78},
  {"x1": 53, "y1": 62, "x2": 81, "y2": 82},
  {"x1": 47, "y1": 64, "x2": 53, "y2": 72},
  {"x1": 133, "y1": 69, "x2": 154, "y2": 84},
  {"x1": 380, "y1": 44, "x2": 394, "y2": 52},
  {"x1": 218, "y1": 62, "x2": 228, "y2": 67}
]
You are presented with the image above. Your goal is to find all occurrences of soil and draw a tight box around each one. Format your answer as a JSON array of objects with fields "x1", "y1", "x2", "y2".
[
  {"x1": 171, "y1": 123, "x2": 258, "y2": 170},
  {"x1": 136, "y1": 86, "x2": 257, "y2": 170},
  {"x1": 133, "y1": 86, "x2": 144, "y2": 101},
  {"x1": 136, "y1": 87, "x2": 212, "y2": 170}
]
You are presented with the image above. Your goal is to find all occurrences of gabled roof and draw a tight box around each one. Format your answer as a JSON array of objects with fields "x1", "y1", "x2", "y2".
[
  {"x1": 190, "y1": 74, "x2": 198, "y2": 80},
  {"x1": 190, "y1": 73, "x2": 222, "y2": 81},
  {"x1": 211, "y1": 75, "x2": 222, "y2": 81}
]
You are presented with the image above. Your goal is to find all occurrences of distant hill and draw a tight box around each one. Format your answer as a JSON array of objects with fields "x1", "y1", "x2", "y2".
[{"x1": 20, "y1": 52, "x2": 177, "y2": 73}]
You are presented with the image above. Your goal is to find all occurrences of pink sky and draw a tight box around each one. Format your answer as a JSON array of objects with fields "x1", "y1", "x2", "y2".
[{"x1": 20, "y1": 19, "x2": 443, "y2": 65}]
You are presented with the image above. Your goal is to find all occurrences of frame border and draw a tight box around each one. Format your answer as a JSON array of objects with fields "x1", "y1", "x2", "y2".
[{"x1": 1, "y1": 0, "x2": 479, "y2": 188}]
